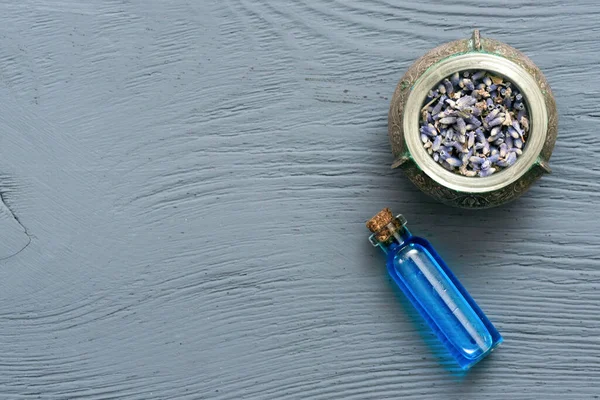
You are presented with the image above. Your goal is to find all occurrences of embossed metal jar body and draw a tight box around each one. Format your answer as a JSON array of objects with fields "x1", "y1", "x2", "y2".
[{"x1": 389, "y1": 31, "x2": 558, "y2": 209}]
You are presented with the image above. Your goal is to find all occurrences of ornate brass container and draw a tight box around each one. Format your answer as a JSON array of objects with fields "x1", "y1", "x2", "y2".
[{"x1": 389, "y1": 30, "x2": 558, "y2": 208}]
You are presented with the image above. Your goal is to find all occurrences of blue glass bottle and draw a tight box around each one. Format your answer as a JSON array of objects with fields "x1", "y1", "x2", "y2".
[{"x1": 367, "y1": 208, "x2": 502, "y2": 370}]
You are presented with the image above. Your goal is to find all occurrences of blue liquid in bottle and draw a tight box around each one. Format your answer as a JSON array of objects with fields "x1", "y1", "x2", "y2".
[{"x1": 367, "y1": 209, "x2": 502, "y2": 370}]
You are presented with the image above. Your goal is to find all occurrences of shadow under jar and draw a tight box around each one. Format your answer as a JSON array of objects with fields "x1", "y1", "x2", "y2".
[{"x1": 389, "y1": 30, "x2": 558, "y2": 209}]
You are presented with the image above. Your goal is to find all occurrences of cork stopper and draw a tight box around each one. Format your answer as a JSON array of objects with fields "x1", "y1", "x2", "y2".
[{"x1": 366, "y1": 208, "x2": 405, "y2": 243}]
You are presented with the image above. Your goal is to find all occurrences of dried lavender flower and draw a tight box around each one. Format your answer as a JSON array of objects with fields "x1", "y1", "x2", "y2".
[
  {"x1": 432, "y1": 135, "x2": 442, "y2": 151},
  {"x1": 488, "y1": 117, "x2": 504, "y2": 127},
  {"x1": 446, "y1": 157, "x2": 463, "y2": 167},
  {"x1": 439, "y1": 116, "x2": 458, "y2": 125},
  {"x1": 443, "y1": 79, "x2": 454, "y2": 95},
  {"x1": 432, "y1": 100, "x2": 444, "y2": 116},
  {"x1": 451, "y1": 72, "x2": 460, "y2": 86},
  {"x1": 419, "y1": 69, "x2": 529, "y2": 177},
  {"x1": 514, "y1": 138, "x2": 523, "y2": 149},
  {"x1": 479, "y1": 167, "x2": 497, "y2": 177},
  {"x1": 471, "y1": 71, "x2": 486, "y2": 81}
]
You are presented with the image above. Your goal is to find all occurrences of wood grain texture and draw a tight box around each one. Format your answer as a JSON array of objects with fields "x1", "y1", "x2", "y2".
[{"x1": 0, "y1": 0, "x2": 599, "y2": 398}]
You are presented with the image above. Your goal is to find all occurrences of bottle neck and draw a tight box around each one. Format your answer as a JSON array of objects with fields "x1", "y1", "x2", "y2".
[
  {"x1": 375, "y1": 226, "x2": 412, "y2": 255},
  {"x1": 366, "y1": 210, "x2": 411, "y2": 254}
]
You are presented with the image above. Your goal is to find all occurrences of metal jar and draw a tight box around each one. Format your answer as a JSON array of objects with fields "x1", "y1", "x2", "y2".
[{"x1": 388, "y1": 30, "x2": 558, "y2": 209}]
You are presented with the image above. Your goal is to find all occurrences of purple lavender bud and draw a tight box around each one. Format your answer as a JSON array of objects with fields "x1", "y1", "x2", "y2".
[
  {"x1": 483, "y1": 141, "x2": 490, "y2": 155},
  {"x1": 433, "y1": 152, "x2": 440, "y2": 162},
  {"x1": 474, "y1": 143, "x2": 485, "y2": 150},
  {"x1": 427, "y1": 89, "x2": 437, "y2": 98},
  {"x1": 515, "y1": 93, "x2": 523, "y2": 101},
  {"x1": 507, "y1": 126, "x2": 520, "y2": 139},
  {"x1": 456, "y1": 95, "x2": 476, "y2": 109},
  {"x1": 432, "y1": 135, "x2": 442, "y2": 151},
  {"x1": 486, "y1": 98, "x2": 494, "y2": 110},
  {"x1": 420, "y1": 124, "x2": 437, "y2": 137},
  {"x1": 506, "y1": 151, "x2": 517, "y2": 166},
  {"x1": 469, "y1": 156, "x2": 485, "y2": 165},
  {"x1": 457, "y1": 134, "x2": 467, "y2": 144},
  {"x1": 472, "y1": 71, "x2": 486, "y2": 81},
  {"x1": 438, "y1": 83, "x2": 447, "y2": 94},
  {"x1": 471, "y1": 106, "x2": 482, "y2": 117},
  {"x1": 476, "y1": 83, "x2": 486, "y2": 90},
  {"x1": 432, "y1": 100, "x2": 444, "y2": 116},
  {"x1": 421, "y1": 133, "x2": 429, "y2": 143},
  {"x1": 514, "y1": 138, "x2": 523, "y2": 149},
  {"x1": 463, "y1": 71, "x2": 471, "y2": 78},
  {"x1": 446, "y1": 157, "x2": 463, "y2": 167},
  {"x1": 490, "y1": 91, "x2": 498, "y2": 101},
  {"x1": 488, "y1": 117, "x2": 504, "y2": 127},
  {"x1": 475, "y1": 127, "x2": 485, "y2": 141},
  {"x1": 424, "y1": 141, "x2": 432, "y2": 149},
  {"x1": 499, "y1": 143, "x2": 508, "y2": 157},
  {"x1": 488, "y1": 153, "x2": 500, "y2": 163},
  {"x1": 514, "y1": 102, "x2": 524, "y2": 110},
  {"x1": 490, "y1": 126, "x2": 502, "y2": 136},
  {"x1": 511, "y1": 120, "x2": 524, "y2": 136},
  {"x1": 493, "y1": 138, "x2": 505, "y2": 146},
  {"x1": 479, "y1": 167, "x2": 496, "y2": 177},
  {"x1": 517, "y1": 109, "x2": 525, "y2": 121},
  {"x1": 456, "y1": 117, "x2": 467, "y2": 135},
  {"x1": 481, "y1": 159, "x2": 491, "y2": 170},
  {"x1": 490, "y1": 146, "x2": 498, "y2": 155},
  {"x1": 467, "y1": 131, "x2": 475, "y2": 148},
  {"x1": 489, "y1": 84, "x2": 498, "y2": 92},
  {"x1": 443, "y1": 79, "x2": 454, "y2": 95},
  {"x1": 503, "y1": 96, "x2": 512, "y2": 108},
  {"x1": 451, "y1": 72, "x2": 460, "y2": 86},
  {"x1": 463, "y1": 79, "x2": 475, "y2": 91},
  {"x1": 506, "y1": 136, "x2": 513, "y2": 149},
  {"x1": 511, "y1": 148, "x2": 523, "y2": 155},
  {"x1": 500, "y1": 87, "x2": 507, "y2": 96},
  {"x1": 439, "y1": 116, "x2": 457, "y2": 125},
  {"x1": 483, "y1": 76, "x2": 492, "y2": 86}
]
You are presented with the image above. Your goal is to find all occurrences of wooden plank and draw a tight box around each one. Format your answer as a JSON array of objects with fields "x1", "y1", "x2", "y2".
[{"x1": 0, "y1": 0, "x2": 598, "y2": 398}]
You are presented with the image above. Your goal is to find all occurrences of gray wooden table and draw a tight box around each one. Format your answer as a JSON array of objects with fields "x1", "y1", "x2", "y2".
[{"x1": 1, "y1": 1, "x2": 599, "y2": 399}]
